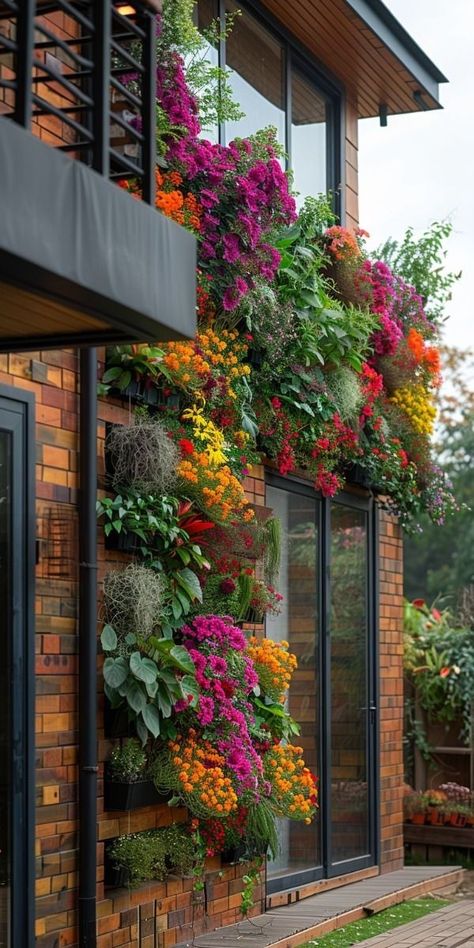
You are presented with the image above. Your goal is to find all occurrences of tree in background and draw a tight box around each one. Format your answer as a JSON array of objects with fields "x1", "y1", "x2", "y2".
[
  {"x1": 374, "y1": 223, "x2": 471, "y2": 608},
  {"x1": 403, "y1": 345, "x2": 474, "y2": 606}
]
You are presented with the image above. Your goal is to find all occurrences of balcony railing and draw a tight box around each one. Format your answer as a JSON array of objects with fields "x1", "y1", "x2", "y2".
[{"x1": 0, "y1": 0, "x2": 160, "y2": 204}]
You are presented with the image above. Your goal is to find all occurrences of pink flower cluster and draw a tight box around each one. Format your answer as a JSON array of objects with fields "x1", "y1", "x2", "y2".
[
  {"x1": 154, "y1": 44, "x2": 296, "y2": 312},
  {"x1": 178, "y1": 616, "x2": 263, "y2": 793},
  {"x1": 356, "y1": 260, "x2": 435, "y2": 357}
]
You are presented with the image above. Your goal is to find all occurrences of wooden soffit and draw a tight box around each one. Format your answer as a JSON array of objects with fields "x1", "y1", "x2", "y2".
[{"x1": 258, "y1": 0, "x2": 447, "y2": 117}]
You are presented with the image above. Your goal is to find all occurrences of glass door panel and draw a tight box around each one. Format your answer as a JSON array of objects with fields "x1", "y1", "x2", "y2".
[
  {"x1": 0, "y1": 429, "x2": 11, "y2": 947},
  {"x1": 329, "y1": 504, "x2": 371, "y2": 867},
  {"x1": 266, "y1": 486, "x2": 321, "y2": 885}
]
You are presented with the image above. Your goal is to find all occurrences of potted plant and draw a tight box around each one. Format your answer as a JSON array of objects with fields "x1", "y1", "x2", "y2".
[
  {"x1": 444, "y1": 803, "x2": 469, "y2": 828},
  {"x1": 403, "y1": 791, "x2": 427, "y2": 825},
  {"x1": 105, "y1": 825, "x2": 194, "y2": 888},
  {"x1": 100, "y1": 344, "x2": 171, "y2": 407},
  {"x1": 104, "y1": 738, "x2": 163, "y2": 811},
  {"x1": 424, "y1": 789, "x2": 447, "y2": 826}
]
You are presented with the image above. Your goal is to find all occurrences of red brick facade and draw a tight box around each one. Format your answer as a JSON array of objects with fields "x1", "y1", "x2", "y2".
[{"x1": 0, "y1": 344, "x2": 404, "y2": 943}]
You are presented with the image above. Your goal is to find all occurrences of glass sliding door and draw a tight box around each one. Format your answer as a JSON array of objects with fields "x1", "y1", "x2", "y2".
[
  {"x1": 0, "y1": 391, "x2": 34, "y2": 947},
  {"x1": 328, "y1": 502, "x2": 375, "y2": 874},
  {"x1": 266, "y1": 485, "x2": 321, "y2": 890},
  {"x1": 0, "y1": 427, "x2": 12, "y2": 947},
  {"x1": 266, "y1": 479, "x2": 377, "y2": 892}
]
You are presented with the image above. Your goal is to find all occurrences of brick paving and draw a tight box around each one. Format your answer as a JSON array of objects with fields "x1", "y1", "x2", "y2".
[{"x1": 356, "y1": 900, "x2": 474, "y2": 947}]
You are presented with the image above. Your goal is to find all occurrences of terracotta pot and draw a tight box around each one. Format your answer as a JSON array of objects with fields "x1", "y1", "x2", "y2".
[
  {"x1": 427, "y1": 807, "x2": 444, "y2": 826},
  {"x1": 411, "y1": 811, "x2": 426, "y2": 825}
]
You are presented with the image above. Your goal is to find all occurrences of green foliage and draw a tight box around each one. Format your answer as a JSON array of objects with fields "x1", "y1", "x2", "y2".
[
  {"x1": 96, "y1": 491, "x2": 208, "y2": 625},
  {"x1": 245, "y1": 800, "x2": 279, "y2": 861},
  {"x1": 374, "y1": 221, "x2": 461, "y2": 323},
  {"x1": 240, "y1": 858, "x2": 263, "y2": 918},
  {"x1": 404, "y1": 347, "x2": 474, "y2": 603},
  {"x1": 99, "y1": 345, "x2": 166, "y2": 394},
  {"x1": 108, "y1": 738, "x2": 147, "y2": 783},
  {"x1": 108, "y1": 824, "x2": 194, "y2": 886},
  {"x1": 251, "y1": 696, "x2": 300, "y2": 743},
  {"x1": 102, "y1": 626, "x2": 197, "y2": 743},
  {"x1": 403, "y1": 599, "x2": 474, "y2": 741},
  {"x1": 159, "y1": 0, "x2": 244, "y2": 131},
  {"x1": 300, "y1": 899, "x2": 451, "y2": 947},
  {"x1": 325, "y1": 366, "x2": 363, "y2": 421},
  {"x1": 264, "y1": 516, "x2": 282, "y2": 585}
]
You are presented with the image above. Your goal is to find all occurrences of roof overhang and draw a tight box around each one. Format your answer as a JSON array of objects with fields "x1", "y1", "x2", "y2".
[
  {"x1": 259, "y1": 0, "x2": 447, "y2": 118},
  {"x1": 0, "y1": 120, "x2": 197, "y2": 352}
]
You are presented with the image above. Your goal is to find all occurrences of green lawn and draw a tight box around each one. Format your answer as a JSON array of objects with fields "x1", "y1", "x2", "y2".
[{"x1": 301, "y1": 897, "x2": 451, "y2": 947}]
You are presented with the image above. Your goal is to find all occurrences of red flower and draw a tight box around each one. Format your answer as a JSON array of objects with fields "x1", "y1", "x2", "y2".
[
  {"x1": 439, "y1": 667, "x2": 451, "y2": 678},
  {"x1": 432, "y1": 608, "x2": 442, "y2": 621},
  {"x1": 412, "y1": 599, "x2": 425, "y2": 609},
  {"x1": 179, "y1": 438, "x2": 194, "y2": 455},
  {"x1": 271, "y1": 396, "x2": 282, "y2": 410}
]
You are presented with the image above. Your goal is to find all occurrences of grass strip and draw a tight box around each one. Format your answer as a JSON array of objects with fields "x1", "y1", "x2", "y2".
[{"x1": 301, "y1": 896, "x2": 451, "y2": 947}]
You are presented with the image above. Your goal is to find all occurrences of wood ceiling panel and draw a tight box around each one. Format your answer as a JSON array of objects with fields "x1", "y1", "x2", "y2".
[
  {"x1": 0, "y1": 281, "x2": 106, "y2": 341},
  {"x1": 259, "y1": 0, "x2": 440, "y2": 118}
]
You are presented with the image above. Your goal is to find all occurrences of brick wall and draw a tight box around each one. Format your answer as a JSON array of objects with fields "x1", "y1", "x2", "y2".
[
  {"x1": 0, "y1": 350, "x2": 405, "y2": 944},
  {"x1": 378, "y1": 509, "x2": 405, "y2": 872}
]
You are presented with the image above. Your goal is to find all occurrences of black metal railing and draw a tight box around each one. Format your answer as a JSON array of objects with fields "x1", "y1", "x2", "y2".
[{"x1": 0, "y1": 0, "x2": 158, "y2": 203}]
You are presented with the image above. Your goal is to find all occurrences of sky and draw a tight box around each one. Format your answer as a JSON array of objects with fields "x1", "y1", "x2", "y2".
[{"x1": 358, "y1": 0, "x2": 474, "y2": 349}]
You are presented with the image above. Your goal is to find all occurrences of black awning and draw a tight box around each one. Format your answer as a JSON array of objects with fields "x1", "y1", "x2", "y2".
[{"x1": 0, "y1": 120, "x2": 197, "y2": 349}]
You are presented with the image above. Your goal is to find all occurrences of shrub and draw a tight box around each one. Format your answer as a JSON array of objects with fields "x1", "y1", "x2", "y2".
[
  {"x1": 108, "y1": 824, "x2": 194, "y2": 886},
  {"x1": 108, "y1": 738, "x2": 147, "y2": 783}
]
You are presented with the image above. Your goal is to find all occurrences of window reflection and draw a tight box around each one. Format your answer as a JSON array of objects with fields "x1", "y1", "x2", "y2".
[
  {"x1": 195, "y1": 0, "x2": 220, "y2": 143},
  {"x1": 330, "y1": 505, "x2": 369, "y2": 862},
  {"x1": 0, "y1": 431, "x2": 11, "y2": 946},
  {"x1": 291, "y1": 67, "x2": 327, "y2": 203},
  {"x1": 224, "y1": 1, "x2": 286, "y2": 147},
  {"x1": 266, "y1": 487, "x2": 320, "y2": 879}
]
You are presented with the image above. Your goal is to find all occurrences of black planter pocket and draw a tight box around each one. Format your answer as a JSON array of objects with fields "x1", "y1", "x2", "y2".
[
  {"x1": 103, "y1": 699, "x2": 132, "y2": 740},
  {"x1": 104, "y1": 529, "x2": 141, "y2": 554},
  {"x1": 104, "y1": 775, "x2": 164, "y2": 811},
  {"x1": 104, "y1": 853, "x2": 131, "y2": 889}
]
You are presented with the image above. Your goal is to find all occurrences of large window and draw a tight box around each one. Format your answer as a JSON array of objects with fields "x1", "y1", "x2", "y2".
[
  {"x1": 197, "y1": 1, "x2": 341, "y2": 204},
  {"x1": 266, "y1": 479, "x2": 377, "y2": 893}
]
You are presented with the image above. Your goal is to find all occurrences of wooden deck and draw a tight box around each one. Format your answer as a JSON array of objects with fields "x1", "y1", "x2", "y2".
[{"x1": 179, "y1": 866, "x2": 464, "y2": 948}]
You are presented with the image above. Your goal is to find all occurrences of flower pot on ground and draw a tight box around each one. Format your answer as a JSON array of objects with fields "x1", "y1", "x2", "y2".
[
  {"x1": 403, "y1": 791, "x2": 427, "y2": 824},
  {"x1": 427, "y1": 806, "x2": 445, "y2": 826}
]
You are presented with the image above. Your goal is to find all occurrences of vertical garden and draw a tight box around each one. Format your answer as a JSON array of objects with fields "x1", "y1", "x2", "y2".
[{"x1": 98, "y1": 0, "x2": 456, "y2": 899}]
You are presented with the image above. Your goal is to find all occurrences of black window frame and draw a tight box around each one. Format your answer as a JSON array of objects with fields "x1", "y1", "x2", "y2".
[
  {"x1": 265, "y1": 472, "x2": 379, "y2": 893},
  {"x1": 0, "y1": 385, "x2": 35, "y2": 948},
  {"x1": 201, "y1": 0, "x2": 344, "y2": 219}
]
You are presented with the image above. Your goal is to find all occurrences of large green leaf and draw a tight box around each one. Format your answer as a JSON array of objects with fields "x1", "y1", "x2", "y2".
[
  {"x1": 141, "y1": 703, "x2": 161, "y2": 737},
  {"x1": 169, "y1": 645, "x2": 195, "y2": 674},
  {"x1": 129, "y1": 651, "x2": 158, "y2": 685},
  {"x1": 100, "y1": 624, "x2": 117, "y2": 652},
  {"x1": 123, "y1": 679, "x2": 146, "y2": 714},
  {"x1": 103, "y1": 656, "x2": 128, "y2": 689},
  {"x1": 175, "y1": 568, "x2": 202, "y2": 603},
  {"x1": 180, "y1": 675, "x2": 199, "y2": 708}
]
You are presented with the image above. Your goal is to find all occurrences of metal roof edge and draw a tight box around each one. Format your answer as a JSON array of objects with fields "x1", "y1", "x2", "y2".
[{"x1": 344, "y1": 0, "x2": 448, "y2": 104}]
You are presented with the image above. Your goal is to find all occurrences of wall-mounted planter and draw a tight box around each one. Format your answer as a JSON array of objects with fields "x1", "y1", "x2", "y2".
[
  {"x1": 104, "y1": 765, "x2": 171, "y2": 811},
  {"x1": 104, "y1": 857, "x2": 131, "y2": 889},
  {"x1": 103, "y1": 699, "x2": 132, "y2": 739},
  {"x1": 108, "y1": 379, "x2": 181, "y2": 412},
  {"x1": 104, "y1": 528, "x2": 142, "y2": 554}
]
